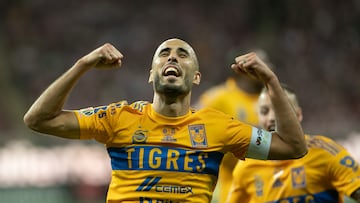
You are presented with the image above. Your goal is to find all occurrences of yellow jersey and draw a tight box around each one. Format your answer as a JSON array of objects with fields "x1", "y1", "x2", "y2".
[
  {"x1": 75, "y1": 100, "x2": 270, "y2": 203},
  {"x1": 197, "y1": 77, "x2": 259, "y2": 125},
  {"x1": 197, "y1": 77, "x2": 260, "y2": 203},
  {"x1": 229, "y1": 135, "x2": 360, "y2": 203}
]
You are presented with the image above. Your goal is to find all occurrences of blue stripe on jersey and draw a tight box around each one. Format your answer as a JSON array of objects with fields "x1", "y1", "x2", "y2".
[
  {"x1": 136, "y1": 176, "x2": 162, "y2": 191},
  {"x1": 107, "y1": 146, "x2": 224, "y2": 176},
  {"x1": 267, "y1": 189, "x2": 339, "y2": 203}
]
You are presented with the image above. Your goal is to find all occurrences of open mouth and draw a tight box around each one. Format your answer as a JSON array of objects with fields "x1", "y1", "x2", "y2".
[
  {"x1": 268, "y1": 125, "x2": 276, "y2": 132},
  {"x1": 162, "y1": 64, "x2": 181, "y2": 77}
]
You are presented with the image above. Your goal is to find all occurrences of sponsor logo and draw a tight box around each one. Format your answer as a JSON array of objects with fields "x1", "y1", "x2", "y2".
[
  {"x1": 136, "y1": 176, "x2": 193, "y2": 194},
  {"x1": 188, "y1": 124, "x2": 208, "y2": 148},
  {"x1": 137, "y1": 176, "x2": 162, "y2": 191},
  {"x1": 272, "y1": 168, "x2": 284, "y2": 188}
]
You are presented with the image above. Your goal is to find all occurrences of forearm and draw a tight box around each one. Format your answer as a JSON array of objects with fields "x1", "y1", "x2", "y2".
[
  {"x1": 24, "y1": 60, "x2": 90, "y2": 128},
  {"x1": 266, "y1": 77, "x2": 306, "y2": 157}
]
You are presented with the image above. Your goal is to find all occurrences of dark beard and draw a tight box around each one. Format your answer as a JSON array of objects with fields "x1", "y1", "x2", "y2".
[
  {"x1": 153, "y1": 75, "x2": 190, "y2": 97},
  {"x1": 154, "y1": 81, "x2": 186, "y2": 97}
]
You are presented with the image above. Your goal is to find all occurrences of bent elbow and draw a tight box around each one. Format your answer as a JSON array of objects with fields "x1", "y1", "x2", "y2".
[
  {"x1": 23, "y1": 111, "x2": 47, "y2": 132},
  {"x1": 290, "y1": 142, "x2": 308, "y2": 159},
  {"x1": 293, "y1": 147, "x2": 308, "y2": 159},
  {"x1": 271, "y1": 132, "x2": 308, "y2": 160},
  {"x1": 23, "y1": 112, "x2": 38, "y2": 131}
]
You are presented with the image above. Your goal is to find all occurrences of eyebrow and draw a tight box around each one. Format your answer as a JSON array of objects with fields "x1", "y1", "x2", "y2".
[
  {"x1": 177, "y1": 47, "x2": 189, "y2": 55},
  {"x1": 158, "y1": 47, "x2": 190, "y2": 56},
  {"x1": 159, "y1": 47, "x2": 171, "y2": 55}
]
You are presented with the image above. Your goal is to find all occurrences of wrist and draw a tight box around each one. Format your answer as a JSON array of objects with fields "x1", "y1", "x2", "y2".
[{"x1": 74, "y1": 58, "x2": 93, "y2": 73}]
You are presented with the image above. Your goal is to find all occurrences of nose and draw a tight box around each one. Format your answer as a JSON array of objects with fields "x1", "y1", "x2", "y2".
[
  {"x1": 268, "y1": 110, "x2": 276, "y2": 124},
  {"x1": 168, "y1": 54, "x2": 178, "y2": 63}
]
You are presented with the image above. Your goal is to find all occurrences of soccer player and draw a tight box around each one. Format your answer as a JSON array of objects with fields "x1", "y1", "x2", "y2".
[
  {"x1": 196, "y1": 50, "x2": 269, "y2": 203},
  {"x1": 23, "y1": 38, "x2": 307, "y2": 203},
  {"x1": 227, "y1": 84, "x2": 360, "y2": 203}
]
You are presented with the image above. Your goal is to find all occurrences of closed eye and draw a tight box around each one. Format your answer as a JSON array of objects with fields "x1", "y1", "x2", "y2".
[
  {"x1": 177, "y1": 48, "x2": 189, "y2": 58},
  {"x1": 259, "y1": 107, "x2": 269, "y2": 116},
  {"x1": 178, "y1": 53, "x2": 187, "y2": 58},
  {"x1": 158, "y1": 48, "x2": 170, "y2": 57}
]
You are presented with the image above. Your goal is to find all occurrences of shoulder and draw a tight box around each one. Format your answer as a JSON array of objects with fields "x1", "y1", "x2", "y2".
[
  {"x1": 128, "y1": 101, "x2": 150, "y2": 112},
  {"x1": 201, "y1": 82, "x2": 229, "y2": 96},
  {"x1": 103, "y1": 100, "x2": 150, "y2": 115},
  {"x1": 195, "y1": 106, "x2": 234, "y2": 119},
  {"x1": 198, "y1": 82, "x2": 229, "y2": 103},
  {"x1": 306, "y1": 134, "x2": 344, "y2": 155}
]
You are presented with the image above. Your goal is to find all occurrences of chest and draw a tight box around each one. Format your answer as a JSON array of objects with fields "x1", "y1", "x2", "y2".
[{"x1": 247, "y1": 158, "x2": 333, "y2": 199}]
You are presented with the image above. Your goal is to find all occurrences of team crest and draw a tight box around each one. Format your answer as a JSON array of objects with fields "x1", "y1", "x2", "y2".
[
  {"x1": 188, "y1": 124, "x2": 208, "y2": 148},
  {"x1": 291, "y1": 166, "x2": 306, "y2": 188},
  {"x1": 132, "y1": 129, "x2": 148, "y2": 144}
]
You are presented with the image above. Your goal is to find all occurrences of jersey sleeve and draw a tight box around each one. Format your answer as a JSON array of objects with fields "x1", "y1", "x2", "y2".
[
  {"x1": 324, "y1": 137, "x2": 360, "y2": 197},
  {"x1": 74, "y1": 101, "x2": 128, "y2": 143},
  {"x1": 222, "y1": 115, "x2": 271, "y2": 160},
  {"x1": 221, "y1": 116, "x2": 252, "y2": 160}
]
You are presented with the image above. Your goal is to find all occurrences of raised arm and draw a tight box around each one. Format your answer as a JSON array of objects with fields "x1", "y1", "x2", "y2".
[
  {"x1": 23, "y1": 43, "x2": 123, "y2": 139},
  {"x1": 231, "y1": 52, "x2": 307, "y2": 159}
]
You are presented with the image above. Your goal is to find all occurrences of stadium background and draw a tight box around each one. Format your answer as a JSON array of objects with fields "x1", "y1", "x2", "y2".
[{"x1": 0, "y1": 0, "x2": 359, "y2": 202}]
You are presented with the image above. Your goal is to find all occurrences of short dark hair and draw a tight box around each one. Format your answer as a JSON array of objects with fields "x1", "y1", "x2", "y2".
[{"x1": 261, "y1": 83, "x2": 300, "y2": 108}]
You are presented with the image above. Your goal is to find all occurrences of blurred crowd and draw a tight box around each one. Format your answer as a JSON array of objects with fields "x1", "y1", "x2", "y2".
[{"x1": 0, "y1": 0, "x2": 359, "y2": 144}]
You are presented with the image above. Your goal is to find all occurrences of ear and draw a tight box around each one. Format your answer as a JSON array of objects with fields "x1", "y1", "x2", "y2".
[
  {"x1": 148, "y1": 69, "x2": 153, "y2": 83},
  {"x1": 296, "y1": 107, "x2": 303, "y2": 122},
  {"x1": 193, "y1": 71, "x2": 201, "y2": 85}
]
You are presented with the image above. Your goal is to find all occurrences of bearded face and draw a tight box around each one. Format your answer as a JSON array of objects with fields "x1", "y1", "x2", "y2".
[
  {"x1": 149, "y1": 39, "x2": 201, "y2": 97},
  {"x1": 152, "y1": 69, "x2": 195, "y2": 96}
]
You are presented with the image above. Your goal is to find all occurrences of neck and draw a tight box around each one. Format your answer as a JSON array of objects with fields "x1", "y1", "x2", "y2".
[{"x1": 152, "y1": 92, "x2": 191, "y2": 117}]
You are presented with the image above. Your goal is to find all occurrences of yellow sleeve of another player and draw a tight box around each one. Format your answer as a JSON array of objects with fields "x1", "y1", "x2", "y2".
[
  {"x1": 320, "y1": 136, "x2": 360, "y2": 196},
  {"x1": 227, "y1": 160, "x2": 252, "y2": 203}
]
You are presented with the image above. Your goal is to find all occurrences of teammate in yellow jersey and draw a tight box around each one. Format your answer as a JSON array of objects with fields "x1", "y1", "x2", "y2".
[
  {"x1": 24, "y1": 38, "x2": 307, "y2": 203},
  {"x1": 196, "y1": 50, "x2": 270, "y2": 203},
  {"x1": 227, "y1": 84, "x2": 360, "y2": 203}
]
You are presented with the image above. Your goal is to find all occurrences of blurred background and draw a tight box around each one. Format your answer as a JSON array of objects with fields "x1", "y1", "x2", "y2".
[{"x1": 0, "y1": 0, "x2": 359, "y2": 202}]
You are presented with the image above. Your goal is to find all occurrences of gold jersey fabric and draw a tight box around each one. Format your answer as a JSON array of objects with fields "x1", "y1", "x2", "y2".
[
  {"x1": 229, "y1": 135, "x2": 360, "y2": 203},
  {"x1": 74, "y1": 100, "x2": 262, "y2": 203},
  {"x1": 197, "y1": 78, "x2": 259, "y2": 125},
  {"x1": 197, "y1": 77, "x2": 260, "y2": 203}
]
